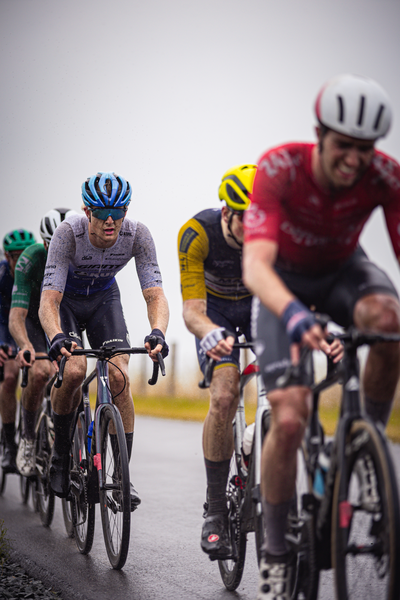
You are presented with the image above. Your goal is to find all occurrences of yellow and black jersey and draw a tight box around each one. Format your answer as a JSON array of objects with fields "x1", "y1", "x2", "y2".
[{"x1": 178, "y1": 208, "x2": 251, "y2": 302}]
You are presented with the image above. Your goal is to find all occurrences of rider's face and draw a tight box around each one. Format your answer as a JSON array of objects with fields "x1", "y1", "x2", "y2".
[
  {"x1": 85, "y1": 208, "x2": 125, "y2": 247},
  {"x1": 317, "y1": 129, "x2": 375, "y2": 190},
  {"x1": 5, "y1": 251, "x2": 23, "y2": 277}
]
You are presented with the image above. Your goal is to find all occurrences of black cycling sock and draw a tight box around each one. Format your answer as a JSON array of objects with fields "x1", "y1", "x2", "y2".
[
  {"x1": 3, "y1": 422, "x2": 16, "y2": 446},
  {"x1": 52, "y1": 411, "x2": 75, "y2": 456},
  {"x1": 21, "y1": 406, "x2": 37, "y2": 440},
  {"x1": 364, "y1": 395, "x2": 393, "y2": 427},
  {"x1": 262, "y1": 497, "x2": 293, "y2": 556},
  {"x1": 204, "y1": 458, "x2": 230, "y2": 515}
]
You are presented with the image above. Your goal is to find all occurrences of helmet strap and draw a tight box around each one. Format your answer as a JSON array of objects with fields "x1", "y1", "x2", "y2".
[{"x1": 227, "y1": 211, "x2": 243, "y2": 248}]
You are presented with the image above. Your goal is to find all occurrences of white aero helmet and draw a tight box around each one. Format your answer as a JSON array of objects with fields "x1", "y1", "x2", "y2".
[
  {"x1": 315, "y1": 74, "x2": 392, "y2": 140},
  {"x1": 40, "y1": 208, "x2": 78, "y2": 243}
]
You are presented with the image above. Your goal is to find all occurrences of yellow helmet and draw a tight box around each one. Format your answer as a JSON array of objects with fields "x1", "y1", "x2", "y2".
[{"x1": 218, "y1": 164, "x2": 257, "y2": 212}]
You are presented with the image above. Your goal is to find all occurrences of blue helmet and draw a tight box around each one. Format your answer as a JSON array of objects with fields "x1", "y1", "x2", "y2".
[{"x1": 81, "y1": 172, "x2": 132, "y2": 209}]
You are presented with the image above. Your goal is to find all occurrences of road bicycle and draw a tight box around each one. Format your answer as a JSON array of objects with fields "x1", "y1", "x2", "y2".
[
  {"x1": 0, "y1": 346, "x2": 37, "y2": 501},
  {"x1": 199, "y1": 340, "x2": 271, "y2": 590},
  {"x1": 58, "y1": 342, "x2": 165, "y2": 570},
  {"x1": 276, "y1": 323, "x2": 400, "y2": 600}
]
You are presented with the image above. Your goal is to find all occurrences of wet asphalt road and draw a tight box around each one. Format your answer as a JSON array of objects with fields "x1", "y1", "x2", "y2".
[{"x1": 1, "y1": 416, "x2": 400, "y2": 600}]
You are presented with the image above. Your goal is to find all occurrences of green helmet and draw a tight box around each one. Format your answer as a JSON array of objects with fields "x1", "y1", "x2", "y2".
[{"x1": 3, "y1": 229, "x2": 36, "y2": 253}]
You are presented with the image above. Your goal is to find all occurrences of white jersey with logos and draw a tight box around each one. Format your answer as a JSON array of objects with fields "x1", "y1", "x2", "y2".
[{"x1": 43, "y1": 214, "x2": 163, "y2": 296}]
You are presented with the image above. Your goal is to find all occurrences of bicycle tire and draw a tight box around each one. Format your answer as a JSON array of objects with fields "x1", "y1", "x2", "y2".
[
  {"x1": 331, "y1": 419, "x2": 400, "y2": 600},
  {"x1": 253, "y1": 409, "x2": 270, "y2": 564},
  {"x1": 289, "y1": 444, "x2": 319, "y2": 600},
  {"x1": 0, "y1": 429, "x2": 7, "y2": 495},
  {"x1": 17, "y1": 412, "x2": 30, "y2": 505},
  {"x1": 218, "y1": 449, "x2": 247, "y2": 591},
  {"x1": 70, "y1": 413, "x2": 95, "y2": 553},
  {"x1": 35, "y1": 413, "x2": 55, "y2": 527},
  {"x1": 98, "y1": 404, "x2": 131, "y2": 570},
  {"x1": 61, "y1": 497, "x2": 74, "y2": 538}
]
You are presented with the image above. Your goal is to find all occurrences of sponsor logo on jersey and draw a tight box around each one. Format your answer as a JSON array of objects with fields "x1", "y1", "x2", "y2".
[
  {"x1": 15, "y1": 255, "x2": 33, "y2": 274},
  {"x1": 259, "y1": 149, "x2": 302, "y2": 179},
  {"x1": 179, "y1": 227, "x2": 199, "y2": 253},
  {"x1": 110, "y1": 253, "x2": 125, "y2": 257},
  {"x1": 81, "y1": 255, "x2": 93, "y2": 260}
]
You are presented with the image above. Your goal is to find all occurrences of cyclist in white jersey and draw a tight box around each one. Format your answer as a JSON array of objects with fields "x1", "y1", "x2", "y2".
[{"x1": 39, "y1": 172, "x2": 169, "y2": 506}]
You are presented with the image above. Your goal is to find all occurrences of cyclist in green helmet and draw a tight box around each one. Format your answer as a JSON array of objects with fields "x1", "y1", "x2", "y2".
[{"x1": 0, "y1": 229, "x2": 35, "y2": 473}]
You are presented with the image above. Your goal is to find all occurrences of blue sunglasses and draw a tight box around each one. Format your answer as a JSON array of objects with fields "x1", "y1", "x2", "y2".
[{"x1": 91, "y1": 208, "x2": 127, "y2": 221}]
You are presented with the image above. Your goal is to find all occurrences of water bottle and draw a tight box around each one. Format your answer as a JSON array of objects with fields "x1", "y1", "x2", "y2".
[
  {"x1": 313, "y1": 441, "x2": 332, "y2": 500},
  {"x1": 241, "y1": 422, "x2": 255, "y2": 471},
  {"x1": 87, "y1": 421, "x2": 94, "y2": 453}
]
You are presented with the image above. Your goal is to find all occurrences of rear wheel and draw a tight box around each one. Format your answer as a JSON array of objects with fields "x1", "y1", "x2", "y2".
[
  {"x1": 218, "y1": 444, "x2": 247, "y2": 590},
  {"x1": 332, "y1": 420, "x2": 400, "y2": 600},
  {"x1": 70, "y1": 413, "x2": 95, "y2": 553},
  {"x1": 35, "y1": 414, "x2": 55, "y2": 527},
  {"x1": 99, "y1": 405, "x2": 130, "y2": 570}
]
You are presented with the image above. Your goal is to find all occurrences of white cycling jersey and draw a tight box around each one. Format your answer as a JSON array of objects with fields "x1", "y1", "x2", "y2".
[{"x1": 43, "y1": 214, "x2": 162, "y2": 296}]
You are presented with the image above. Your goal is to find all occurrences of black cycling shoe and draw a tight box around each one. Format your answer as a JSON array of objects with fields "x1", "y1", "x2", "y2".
[
  {"x1": 49, "y1": 449, "x2": 70, "y2": 498},
  {"x1": 112, "y1": 482, "x2": 141, "y2": 512},
  {"x1": 1, "y1": 442, "x2": 18, "y2": 474},
  {"x1": 130, "y1": 483, "x2": 141, "y2": 511},
  {"x1": 201, "y1": 513, "x2": 233, "y2": 560}
]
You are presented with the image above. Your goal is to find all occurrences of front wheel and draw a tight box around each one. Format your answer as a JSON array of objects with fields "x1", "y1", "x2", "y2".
[
  {"x1": 289, "y1": 445, "x2": 319, "y2": 600},
  {"x1": 35, "y1": 414, "x2": 55, "y2": 527},
  {"x1": 218, "y1": 450, "x2": 247, "y2": 591},
  {"x1": 332, "y1": 420, "x2": 400, "y2": 600},
  {"x1": 99, "y1": 405, "x2": 131, "y2": 570}
]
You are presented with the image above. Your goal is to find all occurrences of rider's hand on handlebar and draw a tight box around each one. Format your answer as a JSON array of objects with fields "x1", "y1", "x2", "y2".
[
  {"x1": 48, "y1": 333, "x2": 77, "y2": 368},
  {"x1": 16, "y1": 346, "x2": 35, "y2": 369},
  {"x1": 0, "y1": 344, "x2": 11, "y2": 367},
  {"x1": 144, "y1": 329, "x2": 169, "y2": 362},
  {"x1": 200, "y1": 327, "x2": 235, "y2": 361}
]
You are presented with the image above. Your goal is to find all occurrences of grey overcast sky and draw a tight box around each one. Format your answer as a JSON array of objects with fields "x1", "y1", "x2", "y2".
[{"x1": 1, "y1": 0, "x2": 400, "y2": 379}]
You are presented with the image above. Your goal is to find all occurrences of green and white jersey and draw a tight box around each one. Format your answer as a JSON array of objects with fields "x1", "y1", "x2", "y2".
[{"x1": 11, "y1": 243, "x2": 47, "y2": 312}]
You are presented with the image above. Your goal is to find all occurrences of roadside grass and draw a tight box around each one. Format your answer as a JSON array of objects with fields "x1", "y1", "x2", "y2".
[{"x1": 123, "y1": 385, "x2": 400, "y2": 444}]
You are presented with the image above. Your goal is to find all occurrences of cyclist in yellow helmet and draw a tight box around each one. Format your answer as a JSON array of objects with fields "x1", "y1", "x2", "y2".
[{"x1": 178, "y1": 164, "x2": 256, "y2": 560}]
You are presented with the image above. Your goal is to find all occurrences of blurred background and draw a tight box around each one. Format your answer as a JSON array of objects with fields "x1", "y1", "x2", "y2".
[{"x1": 1, "y1": 0, "x2": 400, "y2": 399}]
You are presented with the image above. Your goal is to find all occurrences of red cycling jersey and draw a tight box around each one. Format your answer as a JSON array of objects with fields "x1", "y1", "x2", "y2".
[{"x1": 244, "y1": 142, "x2": 400, "y2": 275}]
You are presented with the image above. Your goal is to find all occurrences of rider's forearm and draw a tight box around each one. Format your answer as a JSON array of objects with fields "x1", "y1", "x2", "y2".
[
  {"x1": 182, "y1": 298, "x2": 220, "y2": 340},
  {"x1": 143, "y1": 287, "x2": 169, "y2": 335},
  {"x1": 39, "y1": 290, "x2": 64, "y2": 341},
  {"x1": 243, "y1": 240, "x2": 295, "y2": 317},
  {"x1": 8, "y1": 307, "x2": 32, "y2": 350}
]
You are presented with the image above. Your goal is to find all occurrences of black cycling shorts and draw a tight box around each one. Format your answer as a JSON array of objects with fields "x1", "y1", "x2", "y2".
[
  {"x1": 254, "y1": 247, "x2": 398, "y2": 392},
  {"x1": 59, "y1": 281, "x2": 130, "y2": 349},
  {"x1": 196, "y1": 293, "x2": 252, "y2": 374}
]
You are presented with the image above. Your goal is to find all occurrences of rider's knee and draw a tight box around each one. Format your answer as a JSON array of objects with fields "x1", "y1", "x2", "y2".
[
  {"x1": 209, "y1": 389, "x2": 238, "y2": 421},
  {"x1": 269, "y1": 387, "x2": 310, "y2": 447},
  {"x1": 65, "y1": 359, "x2": 86, "y2": 387},
  {"x1": 354, "y1": 294, "x2": 400, "y2": 333},
  {"x1": 1, "y1": 370, "x2": 18, "y2": 393}
]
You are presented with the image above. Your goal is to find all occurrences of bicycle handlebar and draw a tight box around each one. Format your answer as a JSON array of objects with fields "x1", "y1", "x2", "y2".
[
  {"x1": 0, "y1": 345, "x2": 51, "y2": 385},
  {"x1": 54, "y1": 343, "x2": 166, "y2": 389},
  {"x1": 198, "y1": 341, "x2": 254, "y2": 389}
]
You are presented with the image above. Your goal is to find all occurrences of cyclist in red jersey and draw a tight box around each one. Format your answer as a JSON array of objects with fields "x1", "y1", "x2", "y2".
[{"x1": 242, "y1": 74, "x2": 400, "y2": 600}]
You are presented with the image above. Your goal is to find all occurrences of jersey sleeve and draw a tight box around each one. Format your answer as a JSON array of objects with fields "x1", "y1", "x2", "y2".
[
  {"x1": 178, "y1": 217, "x2": 209, "y2": 302},
  {"x1": 42, "y1": 222, "x2": 76, "y2": 293},
  {"x1": 378, "y1": 158, "x2": 400, "y2": 259},
  {"x1": 243, "y1": 149, "x2": 283, "y2": 244},
  {"x1": 132, "y1": 222, "x2": 163, "y2": 290},
  {"x1": 11, "y1": 244, "x2": 44, "y2": 309}
]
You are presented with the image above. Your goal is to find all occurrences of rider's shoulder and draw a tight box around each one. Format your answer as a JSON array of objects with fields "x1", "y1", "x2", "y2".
[
  {"x1": 369, "y1": 150, "x2": 400, "y2": 191},
  {"x1": 257, "y1": 142, "x2": 311, "y2": 176}
]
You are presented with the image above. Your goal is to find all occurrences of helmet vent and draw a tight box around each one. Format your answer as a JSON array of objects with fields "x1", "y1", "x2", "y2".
[
  {"x1": 104, "y1": 179, "x2": 112, "y2": 197},
  {"x1": 337, "y1": 95, "x2": 344, "y2": 123},
  {"x1": 373, "y1": 104, "x2": 385, "y2": 131},
  {"x1": 357, "y1": 95, "x2": 366, "y2": 126}
]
